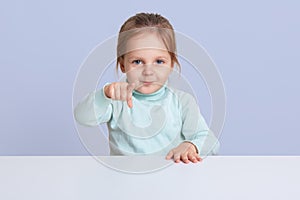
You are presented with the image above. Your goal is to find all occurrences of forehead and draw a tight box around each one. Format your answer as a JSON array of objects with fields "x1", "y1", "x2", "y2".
[
  {"x1": 125, "y1": 32, "x2": 167, "y2": 53},
  {"x1": 125, "y1": 48, "x2": 170, "y2": 60}
]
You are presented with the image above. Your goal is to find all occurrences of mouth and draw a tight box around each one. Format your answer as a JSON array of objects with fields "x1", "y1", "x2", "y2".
[{"x1": 142, "y1": 81, "x2": 153, "y2": 86}]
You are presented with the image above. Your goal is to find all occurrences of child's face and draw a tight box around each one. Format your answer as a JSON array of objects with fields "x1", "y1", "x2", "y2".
[{"x1": 120, "y1": 33, "x2": 173, "y2": 94}]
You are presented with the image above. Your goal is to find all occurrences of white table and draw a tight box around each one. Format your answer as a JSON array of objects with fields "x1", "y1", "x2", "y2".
[{"x1": 0, "y1": 156, "x2": 299, "y2": 200}]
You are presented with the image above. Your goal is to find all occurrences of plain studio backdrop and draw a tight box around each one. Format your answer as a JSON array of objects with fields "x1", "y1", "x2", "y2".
[{"x1": 0, "y1": 0, "x2": 299, "y2": 155}]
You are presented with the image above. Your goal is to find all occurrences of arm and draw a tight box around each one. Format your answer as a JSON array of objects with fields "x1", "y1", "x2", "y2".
[
  {"x1": 181, "y1": 94, "x2": 208, "y2": 154},
  {"x1": 166, "y1": 92, "x2": 220, "y2": 163},
  {"x1": 74, "y1": 87, "x2": 113, "y2": 126},
  {"x1": 74, "y1": 82, "x2": 136, "y2": 126},
  {"x1": 180, "y1": 93, "x2": 220, "y2": 156}
]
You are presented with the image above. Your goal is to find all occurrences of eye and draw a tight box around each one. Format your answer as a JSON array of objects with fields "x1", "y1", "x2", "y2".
[
  {"x1": 156, "y1": 59, "x2": 165, "y2": 64},
  {"x1": 132, "y1": 60, "x2": 143, "y2": 65}
]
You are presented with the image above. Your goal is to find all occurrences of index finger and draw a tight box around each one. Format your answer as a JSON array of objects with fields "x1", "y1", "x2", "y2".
[{"x1": 126, "y1": 83, "x2": 135, "y2": 108}]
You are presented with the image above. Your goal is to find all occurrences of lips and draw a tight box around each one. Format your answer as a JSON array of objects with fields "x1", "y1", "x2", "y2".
[{"x1": 142, "y1": 81, "x2": 153, "y2": 86}]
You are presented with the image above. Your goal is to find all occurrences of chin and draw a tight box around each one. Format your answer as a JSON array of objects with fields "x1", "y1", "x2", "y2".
[{"x1": 137, "y1": 85, "x2": 160, "y2": 94}]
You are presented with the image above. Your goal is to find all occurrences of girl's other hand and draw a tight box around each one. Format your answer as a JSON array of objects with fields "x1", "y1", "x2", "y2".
[
  {"x1": 166, "y1": 142, "x2": 202, "y2": 164},
  {"x1": 104, "y1": 82, "x2": 136, "y2": 108}
]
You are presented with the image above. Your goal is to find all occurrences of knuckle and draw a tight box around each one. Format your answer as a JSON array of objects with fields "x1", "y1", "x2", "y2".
[
  {"x1": 174, "y1": 153, "x2": 181, "y2": 159},
  {"x1": 120, "y1": 92, "x2": 126, "y2": 100}
]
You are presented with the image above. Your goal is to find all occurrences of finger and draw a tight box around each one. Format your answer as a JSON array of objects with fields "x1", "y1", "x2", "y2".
[
  {"x1": 195, "y1": 154, "x2": 202, "y2": 162},
  {"x1": 120, "y1": 84, "x2": 128, "y2": 101},
  {"x1": 127, "y1": 97, "x2": 133, "y2": 108},
  {"x1": 173, "y1": 152, "x2": 181, "y2": 163},
  {"x1": 108, "y1": 84, "x2": 115, "y2": 99},
  {"x1": 181, "y1": 153, "x2": 190, "y2": 164},
  {"x1": 127, "y1": 82, "x2": 136, "y2": 93},
  {"x1": 114, "y1": 83, "x2": 121, "y2": 100},
  {"x1": 133, "y1": 80, "x2": 141, "y2": 91},
  {"x1": 188, "y1": 153, "x2": 198, "y2": 163},
  {"x1": 126, "y1": 83, "x2": 135, "y2": 108},
  {"x1": 165, "y1": 150, "x2": 174, "y2": 160}
]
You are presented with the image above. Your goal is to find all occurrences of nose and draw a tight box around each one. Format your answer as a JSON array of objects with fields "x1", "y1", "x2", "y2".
[{"x1": 142, "y1": 64, "x2": 154, "y2": 76}]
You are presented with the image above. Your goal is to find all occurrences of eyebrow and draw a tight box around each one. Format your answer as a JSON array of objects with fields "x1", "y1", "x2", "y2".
[{"x1": 127, "y1": 56, "x2": 143, "y2": 60}]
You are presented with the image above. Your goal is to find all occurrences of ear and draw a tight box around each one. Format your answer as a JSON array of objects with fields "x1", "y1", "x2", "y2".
[{"x1": 119, "y1": 57, "x2": 126, "y2": 73}]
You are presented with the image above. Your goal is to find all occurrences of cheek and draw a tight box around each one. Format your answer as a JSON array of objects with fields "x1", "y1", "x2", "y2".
[
  {"x1": 126, "y1": 67, "x2": 142, "y2": 81},
  {"x1": 154, "y1": 67, "x2": 172, "y2": 80}
]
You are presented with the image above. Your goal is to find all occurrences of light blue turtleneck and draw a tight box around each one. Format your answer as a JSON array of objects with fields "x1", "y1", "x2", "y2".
[{"x1": 74, "y1": 84, "x2": 220, "y2": 156}]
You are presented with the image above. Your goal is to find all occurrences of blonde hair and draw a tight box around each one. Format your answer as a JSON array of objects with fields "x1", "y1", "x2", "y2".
[{"x1": 116, "y1": 13, "x2": 180, "y2": 71}]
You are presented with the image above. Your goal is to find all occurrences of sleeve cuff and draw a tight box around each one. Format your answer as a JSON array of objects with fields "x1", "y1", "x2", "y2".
[
  {"x1": 184, "y1": 131, "x2": 220, "y2": 156},
  {"x1": 94, "y1": 85, "x2": 112, "y2": 113}
]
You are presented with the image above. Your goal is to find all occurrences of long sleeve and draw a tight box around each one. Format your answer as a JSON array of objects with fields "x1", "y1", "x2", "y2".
[
  {"x1": 74, "y1": 88, "x2": 113, "y2": 126},
  {"x1": 180, "y1": 92, "x2": 220, "y2": 156}
]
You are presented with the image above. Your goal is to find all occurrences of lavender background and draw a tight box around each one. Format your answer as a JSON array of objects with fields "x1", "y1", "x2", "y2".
[{"x1": 1, "y1": 0, "x2": 299, "y2": 155}]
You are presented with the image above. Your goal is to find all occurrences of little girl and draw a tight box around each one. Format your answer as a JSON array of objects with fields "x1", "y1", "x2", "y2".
[{"x1": 74, "y1": 13, "x2": 219, "y2": 163}]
